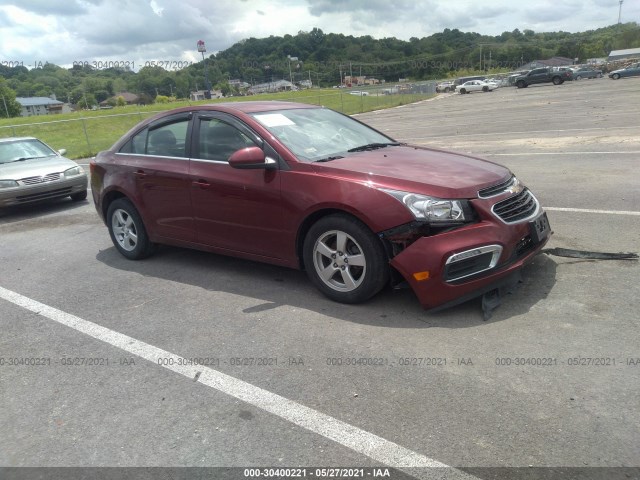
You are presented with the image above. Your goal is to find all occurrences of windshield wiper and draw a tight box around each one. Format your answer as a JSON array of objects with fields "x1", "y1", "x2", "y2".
[
  {"x1": 9, "y1": 156, "x2": 48, "y2": 163},
  {"x1": 314, "y1": 155, "x2": 344, "y2": 163},
  {"x1": 347, "y1": 142, "x2": 401, "y2": 153}
]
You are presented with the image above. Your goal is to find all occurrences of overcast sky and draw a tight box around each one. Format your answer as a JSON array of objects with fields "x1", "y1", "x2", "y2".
[{"x1": 1, "y1": 0, "x2": 638, "y2": 70}]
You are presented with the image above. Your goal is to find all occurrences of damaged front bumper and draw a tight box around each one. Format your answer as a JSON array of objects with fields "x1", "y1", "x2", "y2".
[{"x1": 386, "y1": 211, "x2": 551, "y2": 311}]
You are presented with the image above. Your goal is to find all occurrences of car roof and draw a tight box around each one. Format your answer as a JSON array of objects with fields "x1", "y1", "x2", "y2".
[
  {"x1": 0, "y1": 137, "x2": 37, "y2": 144},
  {"x1": 197, "y1": 100, "x2": 317, "y2": 114}
]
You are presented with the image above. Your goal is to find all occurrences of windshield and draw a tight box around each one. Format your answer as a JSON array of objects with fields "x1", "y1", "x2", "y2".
[
  {"x1": 251, "y1": 107, "x2": 396, "y2": 162},
  {"x1": 0, "y1": 139, "x2": 57, "y2": 164}
]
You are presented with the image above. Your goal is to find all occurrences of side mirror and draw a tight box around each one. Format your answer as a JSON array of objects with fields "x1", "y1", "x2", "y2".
[
  {"x1": 58, "y1": 148, "x2": 67, "y2": 156},
  {"x1": 228, "y1": 146, "x2": 277, "y2": 170}
]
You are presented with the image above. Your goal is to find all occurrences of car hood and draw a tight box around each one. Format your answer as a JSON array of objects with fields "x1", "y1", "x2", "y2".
[
  {"x1": 310, "y1": 145, "x2": 510, "y2": 199},
  {"x1": 0, "y1": 156, "x2": 81, "y2": 179}
]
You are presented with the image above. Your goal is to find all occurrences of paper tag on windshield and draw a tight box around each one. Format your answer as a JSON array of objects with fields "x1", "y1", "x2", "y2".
[{"x1": 254, "y1": 114, "x2": 295, "y2": 127}]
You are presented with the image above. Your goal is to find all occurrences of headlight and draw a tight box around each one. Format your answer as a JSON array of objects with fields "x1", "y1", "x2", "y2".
[
  {"x1": 64, "y1": 166, "x2": 83, "y2": 177},
  {"x1": 0, "y1": 179, "x2": 19, "y2": 189},
  {"x1": 380, "y1": 189, "x2": 468, "y2": 222}
]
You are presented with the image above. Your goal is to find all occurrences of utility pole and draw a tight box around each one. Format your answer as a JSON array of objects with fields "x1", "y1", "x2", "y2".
[{"x1": 1, "y1": 95, "x2": 10, "y2": 118}]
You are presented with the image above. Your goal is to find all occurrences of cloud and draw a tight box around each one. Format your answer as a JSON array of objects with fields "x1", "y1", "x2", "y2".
[
  {"x1": 0, "y1": 0, "x2": 101, "y2": 16},
  {"x1": 0, "y1": 0, "x2": 638, "y2": 70}
]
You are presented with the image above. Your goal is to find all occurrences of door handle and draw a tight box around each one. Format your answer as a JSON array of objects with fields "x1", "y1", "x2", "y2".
[
  {"x1": 134, "y1": 170, "x2": 147, "y2": 178},
  {"x1": 192, "y1": 180, "x2": 211, "y2": 189}
]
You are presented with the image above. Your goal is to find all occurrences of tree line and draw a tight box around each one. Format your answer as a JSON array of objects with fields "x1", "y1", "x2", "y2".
[{"x1": 1, "y1": 22, "x2": 638, "y2": 117}]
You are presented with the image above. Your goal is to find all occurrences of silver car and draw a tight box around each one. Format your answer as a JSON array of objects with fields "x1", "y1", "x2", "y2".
[{"x1": 0, "y1": 137, "x2": 88, "y2": 207}]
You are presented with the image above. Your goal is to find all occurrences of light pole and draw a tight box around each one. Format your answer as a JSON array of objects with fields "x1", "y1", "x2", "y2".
[{"x1": 197, "y1": 40, "x2": 211, "y2": 99}]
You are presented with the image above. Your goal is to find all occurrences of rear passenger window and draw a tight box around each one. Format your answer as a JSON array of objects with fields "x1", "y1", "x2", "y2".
[
  {"x1": 147, "y1": 121, "x2": 189, "y2": 157},
  {"x1": 119, "y1": 120, "x2": 189, "y2": 157}
]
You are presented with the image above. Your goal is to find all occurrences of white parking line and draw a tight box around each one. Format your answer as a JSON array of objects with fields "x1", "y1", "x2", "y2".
[
  {"x1": 546, "y1": 207, "x2": 640, "y2": 216},
  {"x1": 0, "y1": 285, "x2": 477, "y2": 479},
  {"x1": 488, "y1": 151, "x2": 640, "y2": 156}
]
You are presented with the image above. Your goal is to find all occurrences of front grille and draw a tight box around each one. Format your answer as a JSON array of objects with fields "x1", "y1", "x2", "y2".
[
  {"x1": 478, "y1": 176, "x2": 515, "y2": 198},
  {"x1": 16, "y1": 187, "x2": 73, "y2": 202},
  {"x1": 492, "y1": 189, "x2": 538, "y2": 223},
  {"x1": 19, "y1": 173, "x2": 61, "y2": 185}
]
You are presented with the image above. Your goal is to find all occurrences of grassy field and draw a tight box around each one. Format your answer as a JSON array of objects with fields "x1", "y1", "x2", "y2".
[{"x1": 0, "y1": 88, "x2": 433, "y2": 159}]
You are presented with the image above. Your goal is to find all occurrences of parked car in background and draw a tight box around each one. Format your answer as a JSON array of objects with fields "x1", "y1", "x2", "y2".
[
  {"x1": 436, "y1": 81, "x2": 454, "y2": 93},
  {"x1": 513, "y1": 67, "x2": 573, "y2": 88},
  {"x1": 572, "y1": 66, "x2": 603, "y2": 80},
  {"x1": 90, "y1": 101, "x2": 551, "y2": 310},
  {"x1": 608, "y1": 63, "x2": 640, "y2": 79},
  {"x1": 452, "y1": 75, "x2": 486, "y2": 91},
  {"x1": 0, "y1": 137, "x2": 88, "y2": 207},
  {"x1": 456, "y1": 80, "x2": 497, "y2": 94},
  {"x1": 349, "y1": 90, "x2": 369, "y2": 96}
]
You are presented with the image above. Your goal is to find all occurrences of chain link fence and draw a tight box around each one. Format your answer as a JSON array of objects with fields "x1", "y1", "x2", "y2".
[{"x1": 0, "y1": 82, "x2": 437, "y2": 159}]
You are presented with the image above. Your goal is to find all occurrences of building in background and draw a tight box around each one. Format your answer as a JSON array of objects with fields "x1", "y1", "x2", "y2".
[{"x1": 16, "y1": 96, "x2": 71, "y2": 117}]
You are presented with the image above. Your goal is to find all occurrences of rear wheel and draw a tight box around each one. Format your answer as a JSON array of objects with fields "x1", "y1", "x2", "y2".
[
  {"x1": 303, "y1": 214, "x2": 388, "y2": 304},
  {"x1": 106, "y1": 198, "x2": 156, "y2": 260}
]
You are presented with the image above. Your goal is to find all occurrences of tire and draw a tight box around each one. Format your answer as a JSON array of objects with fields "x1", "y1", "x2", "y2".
[
  {"x1": 444, "y1": 87, "x2": 450, "y2": 93},
  {"x1": 303, "y1": 214, "x2": 389, "y2": 304},
  {"x1": 459, "y1": 88, "x2": 466, "y2": 94},
  {"x1": 70, "y1": 190, "x2": 87, "y2": 202},
  {"x1": 552, "y1": 76, "x2": 563, "y2": 85},
  {"x1": 612, "y1": 73, "x2": 620, "y2": 80},
  {"x1": 516, "y1": 80, "x2": 526, "y2": 88},
  {"x1": 106, "y1": 198, "x2": 156, "y2": 260},
  {"x1": 597, "y1": 73, "x2": 603, "y2": 78},
  {"x1": 482, "y1": 86, "x2": 489, "y2": 92},
  {"x1": 575, "y1": 75, "x2": 582, "y2": 81}
]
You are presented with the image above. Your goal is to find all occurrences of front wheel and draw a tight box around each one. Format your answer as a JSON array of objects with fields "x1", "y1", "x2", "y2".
[
  {"x1": 459, "y1": 88, "x2": 466, "y2": 94},
  {"x1": 516, "y1": 80, "x2": 526, "y2": 88},
  {"x1": 612, "y1": 73, "x2": 620, "y2": 80},
  {"x1": 303, "y1": 214, "x2": 389, "y2": 304},
  {"x1": 552, "y1": 76, "x2": 563, "y2": 85},
  {"x1": 106, "y1": 198, "x2": 156, "y2": 260},
  {"x1": 482, "y1": 86, "x2": 489, "y2": 92},
  {"x1": 575, "y1": 75, "x2": 582, "y2": 81}
]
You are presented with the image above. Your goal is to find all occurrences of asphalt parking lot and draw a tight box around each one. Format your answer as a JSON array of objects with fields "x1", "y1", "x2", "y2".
[{"x1": 1, "y1": 77, "x2": 639, "y2": 480}]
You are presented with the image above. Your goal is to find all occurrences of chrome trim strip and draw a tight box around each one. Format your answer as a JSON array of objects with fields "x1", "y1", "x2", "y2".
[
  {"x1": 445, "y1": 244, "x2": 503, "y2": 282},
  {"x1": 189, "y1": 158, "x2": 229, "y2": 165},
  {"x1": 478, "y1": 175, "x2": 517, "y2": 198},
  {"x1": 114, "y1": 153, "x2": 188, "y2": 161}
]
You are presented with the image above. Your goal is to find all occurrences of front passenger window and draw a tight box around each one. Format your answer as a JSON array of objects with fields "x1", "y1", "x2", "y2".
[{"x1": 198, "y1": 119, "x2": 255, "y2": 161}]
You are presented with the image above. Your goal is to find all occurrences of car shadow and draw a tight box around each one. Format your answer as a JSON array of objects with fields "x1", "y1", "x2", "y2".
[
  {"x1": 0, "y1": 196, "x2": 90, "y2": 223},
  {"x1": 95, "y1": 244, "x2": 557, "y2": 329}
]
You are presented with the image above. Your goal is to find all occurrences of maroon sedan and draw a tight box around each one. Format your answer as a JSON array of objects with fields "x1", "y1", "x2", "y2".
[{"x1": 91, "y1": 101, "x2": 551, "y2": 310}]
